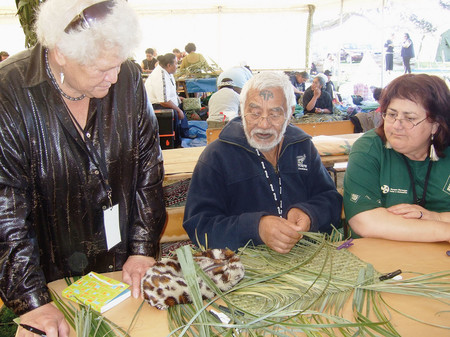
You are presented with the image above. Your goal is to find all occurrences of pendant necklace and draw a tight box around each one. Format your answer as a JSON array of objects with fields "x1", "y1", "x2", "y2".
[
  {"x1": 401, "y1": 155, "x2": 433, "y2": 207},
  {"x1": 44, "y1": 49, "x2": 86, "y2": 101},
  {"x1": 256, "y1": 149, "x2": 283, "y2": 217}
]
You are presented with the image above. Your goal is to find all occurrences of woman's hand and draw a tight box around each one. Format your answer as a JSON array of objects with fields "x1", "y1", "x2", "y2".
[
  {"x1": 313, "y1": 86, "x2": 321, "y2": 98},
  {"x1": 18, "y1": 303, "x2": 70, "y2": 337},
  {"x1": 122, "y1": 255, "x2": 157, "y2": 299},
  {"x1": 387, "y1": 203, "x2": 441, "y2": 221}
]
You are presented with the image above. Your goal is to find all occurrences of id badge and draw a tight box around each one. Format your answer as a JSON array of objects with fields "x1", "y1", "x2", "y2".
[{"x1": 103, "y1": 204, "x2": 121, "y2": 250}]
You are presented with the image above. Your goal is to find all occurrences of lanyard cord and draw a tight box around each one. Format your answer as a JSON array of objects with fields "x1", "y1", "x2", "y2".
[
  {"x1": 401, "y1": 155, "x2": 433, "y2": 207},
  {"x1": 256, "y1": 149, "x2": 283, "y2": 217},
  {"x1": 65, "y1": 100, "x2": 113, "y2": 207}
]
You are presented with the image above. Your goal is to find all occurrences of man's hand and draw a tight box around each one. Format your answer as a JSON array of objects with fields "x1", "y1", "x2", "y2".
[
  {"x1": 18, "y1": 303, "x2": 69, "y2": 337},
  {"x1": 287, "y1": 208, "x2": 311, "y2": 232},
  {"x1": 258, "y1": 215, "x2": 303, "y2": 254},
  {"x1": 122, "y1": 255, "x2": 157, "y2": 299}
]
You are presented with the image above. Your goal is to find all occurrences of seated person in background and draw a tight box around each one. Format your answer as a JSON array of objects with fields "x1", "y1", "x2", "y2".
[
  {"x1": 0, "y1": 51, "x2": 9, "y2": 61},
  {"x1": 145, "y1": 53, "x2": 188, "y2": 147},
  {"x1": 302, "y1": 74, "x2": 333, "y2": 114},
  {"x1": 353, "y1": 82, "x2": 371, "y2": 101},
  {"x1": 141, "y1": 48, "x2": 158, "y2": 74},
  {"x1": 172, "y1": 48, "x2": 185, "y2": 65},
  {"x1": 324, "y1": 70, "x2": 335, "y2": 101},
  {"x1": 217, "y1": 65, "x2": 253, "y2": 89},
  {"x1": 290, "y1": 71, "x2": 309, "y2": 103},
  {"x1": 179, "y1": 42, "x2": 207, "y2": 70},
  {"x1": 207, "y1": 78, "x2": 241, "y2": 128},
  {"x1": 344, "y1": 74, "x2": 450, "y2": 242},
  {"x1": 183, "y1": 72, "x2": 342, "y2": 253}
]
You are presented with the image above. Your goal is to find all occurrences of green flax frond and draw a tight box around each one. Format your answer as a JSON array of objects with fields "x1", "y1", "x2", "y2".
[{"x1": 167, "y1": 231, "x2": 450, "y2": 336}]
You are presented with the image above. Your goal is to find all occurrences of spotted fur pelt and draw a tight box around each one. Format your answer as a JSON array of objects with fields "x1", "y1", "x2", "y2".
[{"x1": 141, "y1": 248, "x2": 245, "y2": 310}]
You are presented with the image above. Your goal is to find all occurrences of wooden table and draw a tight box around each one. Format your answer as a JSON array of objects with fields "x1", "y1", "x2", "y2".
[
  {"x1": 47, "y1": 239, "x2": 450, "y2": 337},
  {"x1": 163, "y1": 133, "x2": 360, "y2": 181}
]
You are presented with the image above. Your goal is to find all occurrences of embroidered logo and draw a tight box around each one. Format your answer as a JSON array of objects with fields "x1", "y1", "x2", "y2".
[
  {"x1": 443, "y1": 175, "x2": 450, "y2": 196},
  {"x1": 381, "y1": 185, "x2": 407, "y2": 194},
  {"x1": 296, "y1": 154, "x2": 308, "y2": 171},
  {"x1": 350, "y1": 193, "x2": 360, "y2": 203}
]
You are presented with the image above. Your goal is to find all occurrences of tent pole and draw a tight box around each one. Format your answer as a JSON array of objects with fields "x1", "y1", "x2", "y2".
[
  {"x1": 381, "y1": 0, "x2": 386, "y2": 87},
  {"x1": 305, "y1": 4, "x2": 315, "y2": 71},
  {"x1": 337, "y1": 0, "x2": 343, "y2": 89}
]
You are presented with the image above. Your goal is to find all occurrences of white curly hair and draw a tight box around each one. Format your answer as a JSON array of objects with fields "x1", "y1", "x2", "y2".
[{"x1": 35, "y1": 0, "x2": 141, "y2": 65}]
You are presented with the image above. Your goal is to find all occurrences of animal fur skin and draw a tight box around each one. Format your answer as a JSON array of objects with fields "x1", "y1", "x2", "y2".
[{"x1": 141, "y1": 248, "x2": 245, "y2": 310}]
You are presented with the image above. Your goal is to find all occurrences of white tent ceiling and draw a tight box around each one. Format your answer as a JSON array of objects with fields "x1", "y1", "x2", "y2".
[{"x1": 0, "y1": 0, "x2": 447, "y2": 72}]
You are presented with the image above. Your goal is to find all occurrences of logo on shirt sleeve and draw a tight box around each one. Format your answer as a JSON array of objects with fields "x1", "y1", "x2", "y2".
[
  {"x1": 296, "y1": 155, "x2": 308, "y2": 171},
  {"x1": 350, "y1": 193, "x2": 360, "y2": 203},
  {"x1": 444, "y1": 175, "x2": 450, "y2": 196}
]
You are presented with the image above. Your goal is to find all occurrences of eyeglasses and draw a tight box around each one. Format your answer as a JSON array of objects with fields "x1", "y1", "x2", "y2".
[
  {"x1": 382, "y1": 112, "x2": 428, "y2": 129},
  {"x1": 64, "y1": 0, "x2": 114, "y2": 33},
  {"x1": 244, "y1": 112, "x2": 286, "y2": 125}
]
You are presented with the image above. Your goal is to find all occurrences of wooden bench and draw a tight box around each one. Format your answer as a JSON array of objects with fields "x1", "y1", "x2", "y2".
[
  {"x1": 293, "y1": 120, "x2": 354, "y2": 136},
  {"x1": 160, "y1": 206, "x2": 189, "y2": 243},
  {"x1": 207, "y1": 120, "x2": 354, "y2": 143}
]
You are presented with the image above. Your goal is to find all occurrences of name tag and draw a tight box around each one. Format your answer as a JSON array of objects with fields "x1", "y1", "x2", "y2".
[{"x1": 103, "y1": 204, "x2": 121, "y2": 250}]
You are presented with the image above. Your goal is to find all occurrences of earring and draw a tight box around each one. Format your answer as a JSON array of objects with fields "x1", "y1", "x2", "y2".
[
  {"x1": 385, "y1": 141, "x2": 392, "y2": 149},
  {"x1": 60, "y1": 71, "x2": 64, "y2": 84},
  {"x1": 430, "y1": 134, "x2": 439, "y2": 161}
]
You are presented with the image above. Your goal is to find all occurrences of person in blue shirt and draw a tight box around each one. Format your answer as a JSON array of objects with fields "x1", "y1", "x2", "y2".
[
  {"x1": 290, "y1": 71, "x2": 309, "y2": 103},
  {"x1": 183, "y1": 72, "x2": 342, "y2": 253}
]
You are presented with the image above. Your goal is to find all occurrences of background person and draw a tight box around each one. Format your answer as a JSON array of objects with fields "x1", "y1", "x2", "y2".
[
  {"x1": 0, "y1": 1, "x2": 166, "y2": 336},
  {"x1": 207, "y1": 78, "x2": 241, "y2": 128},
  {"x1": 145, "y1": 52, "x2": 189, "y2": 147},
  {"x1": 384, "y1": 34, "x2": 394, "y2": 74},
  {"x1": 183, "y1": 72, "x2": 342, "y2": 253},
  {"x1": 0, "y1": 50, "x2": 9, "y2": 61},
  {"x1": 217, "y1": 65, "x2": 253, "y2": 90},
  {"x1": 289, "y1": 71, "x2": 309, "y2": 103},
  {"x1": 401, "y1": 33, "x2": 414, "y2": 74},
  {"x1": 172, "y1": 48, "x2": 185, "y2": 65},
  {"x1": 141, "y1": 47, "x2": 157, "y2": 73},
  {"x1": 179, "y1": 42, "x2": 207, "y2": 70},
  {"x1": 302, "y1": 74, "x2": 333, "y2": 114},
  {"x1": 324, "y1": 70, "x2": 335, "y2": 101},
  {"x1": 344, "y1": 74, "x2": 450, "y2": 242}
]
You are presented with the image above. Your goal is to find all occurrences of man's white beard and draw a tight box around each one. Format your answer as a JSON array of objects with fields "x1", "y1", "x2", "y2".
[{"x1": 244, "y1": 121, "x2": 288, "y2": 152}]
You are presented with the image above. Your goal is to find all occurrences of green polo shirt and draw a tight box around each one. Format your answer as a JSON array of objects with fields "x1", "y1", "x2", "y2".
[{"x1": 344, "y1": 130, "x2": 450, "y2": 220}]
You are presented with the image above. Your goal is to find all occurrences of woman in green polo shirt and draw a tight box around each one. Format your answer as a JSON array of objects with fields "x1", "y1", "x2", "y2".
[{"x1": 344, "y1": 74, "x2": 450, "y2": 242}]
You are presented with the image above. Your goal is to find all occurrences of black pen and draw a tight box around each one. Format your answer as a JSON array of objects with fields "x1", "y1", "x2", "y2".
[{"x1": 19, "y1": 324, "x2": 47, "y2": 337}]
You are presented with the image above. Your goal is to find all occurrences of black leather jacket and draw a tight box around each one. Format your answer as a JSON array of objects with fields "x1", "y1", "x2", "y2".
[{"x1": 0, "y1": 45, "x2": 166, "y2": 315}]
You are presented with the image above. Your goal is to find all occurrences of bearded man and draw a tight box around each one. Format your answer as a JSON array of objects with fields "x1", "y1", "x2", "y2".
[{"x1": 183, "y1": 72, "x2": 342, "y2": 253}]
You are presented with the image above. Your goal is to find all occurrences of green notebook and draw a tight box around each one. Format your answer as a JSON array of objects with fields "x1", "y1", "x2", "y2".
[{"x1": 62, "y1": 272, "x2": 130, "y2": 313}]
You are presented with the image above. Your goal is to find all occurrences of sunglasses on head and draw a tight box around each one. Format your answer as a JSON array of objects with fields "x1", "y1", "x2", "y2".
[{"x1": 64, "y1": 0, "x2": 115, "y2": 33}]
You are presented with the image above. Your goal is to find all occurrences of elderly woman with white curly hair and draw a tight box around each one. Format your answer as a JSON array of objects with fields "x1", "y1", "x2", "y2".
[{"x1": 0, "y1": 1, "x2": 166, "y2": 335}]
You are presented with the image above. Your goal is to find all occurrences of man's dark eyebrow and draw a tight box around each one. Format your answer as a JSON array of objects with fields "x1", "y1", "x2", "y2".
[{"x1": 259, "y1": 90, "x2": 274, "y2": 101}]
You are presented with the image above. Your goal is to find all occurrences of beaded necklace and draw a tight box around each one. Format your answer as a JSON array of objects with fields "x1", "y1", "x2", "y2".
[
  {"x1": 255, "y1": 148, "x2": 283, "y2": 217},
  {"x1": 44, "y1": 49, "x2": 86, "y2": 101}
]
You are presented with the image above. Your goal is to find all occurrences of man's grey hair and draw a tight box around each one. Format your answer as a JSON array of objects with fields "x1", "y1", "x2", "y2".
[
  {"x1": 35, "y1": 0, "x2": 141, "y2": 65},
  {"x1": 240, "y1": 71, "x2": 296, "y2": 119}
]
